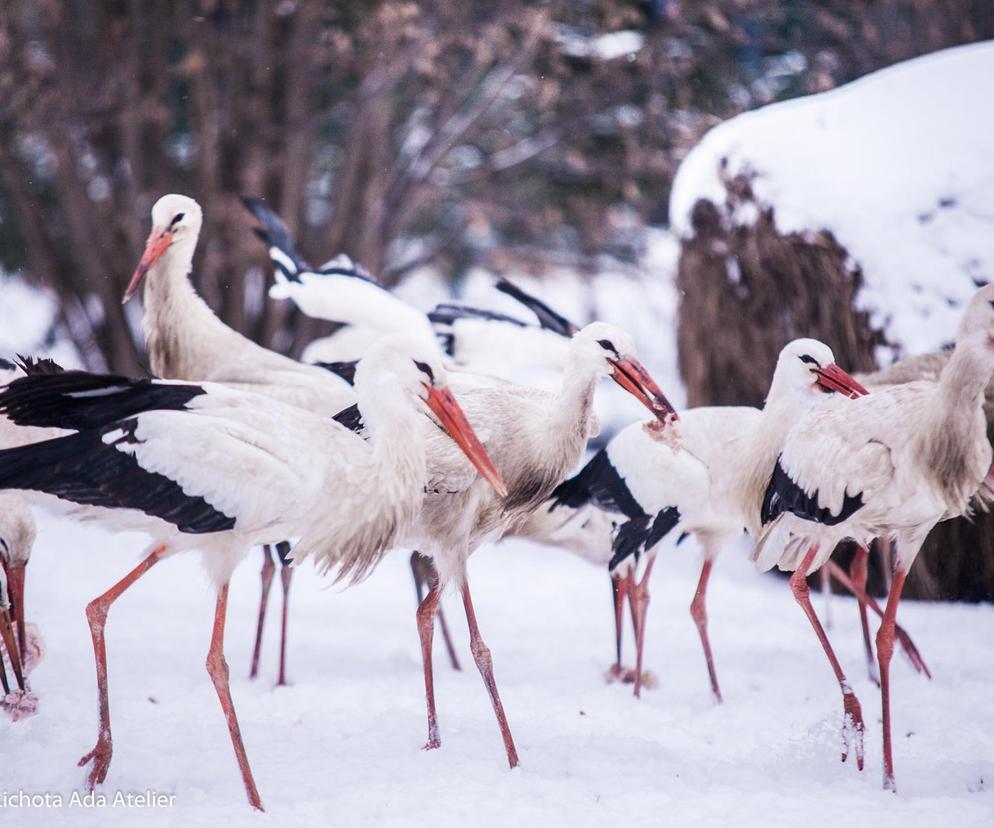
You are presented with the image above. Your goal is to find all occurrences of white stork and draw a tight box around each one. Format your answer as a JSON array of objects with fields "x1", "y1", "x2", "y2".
[
  {"x1": 397, "y1": 322, "x2": 678, "y2": 767},
  {"x1": 547, "y1": 339, "x2": 876, "y2": 700},
  {"x1": 0, "y1": 492, "x2": 38, "y2": 720},
  {"x1": 755, "y1": 283, "x2": 994, "y2": 790},
  {"x1": 0, "y1": 336, "x2": 504, "y2": 810}
]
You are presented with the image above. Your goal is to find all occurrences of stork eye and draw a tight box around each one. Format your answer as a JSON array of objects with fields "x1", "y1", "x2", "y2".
[
  {"x1": 597, "y1": 339, "x2": 619, "y2": 355},
  {"x1": 413, "y1": 360, "x2": 435, "y2": 383},
  {"x1": 798, "y1": 354, "x2": 820, "y2": 367},
  {"x1": 169, "y1": 212, "x2": 185, "y2": 228}
]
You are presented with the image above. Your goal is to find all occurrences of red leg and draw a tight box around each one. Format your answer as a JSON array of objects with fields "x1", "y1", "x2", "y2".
[
  {"x1": 630, "y1": 555, "x2": 657, "y2": 699},
  {"x1": 819, "y1": 565, "x2": 833, "y2": 630},
  {"x1": 78, "y1": 546, "x2": 165, "y2": 790},
  {"x1": 826, "y1": 560, "x2": 930, "y2": 678},
  {"x1": 877, "y1": 569, "x2": 907, "y2": 792},
  {"x1": 850, "y1": 546, "x2": 878, "y2": 686},
  {"x1": 416, "y1": 574, "x2": 444, "y2": 750},
  {"x1": 411, "y1": 552, "x2": 461, "y2": 672},
  {"x1": 789, "y1": 547, "x2": 864, "y2": 770},
  {"x1": 690, "y1": 557, "x2": 722, "y2": 702},
  {"x1": 877, "y1": 536, "x2": 893, "y2": 593},
  {"x1": 607, "y1": 571, "x2": 630, "y2": 681},
  {"x1": 0, "y1": 604, "x2": 24, "y2": 691},
  {"x1": 206, "y1": 583, "x2": 264, "y2": 811},
  {"x1": 248, "y1": 547, "x2": 275, "y2": 680},
  {"x1": 461, "y1": 580, "x2": 519, "y2": 768},
  {"x1": 7, "y1": 562, "x2": 26, "y2": 661},
  {"x1": 277, "y1": 563, "x2": 292, "y2": 687}
]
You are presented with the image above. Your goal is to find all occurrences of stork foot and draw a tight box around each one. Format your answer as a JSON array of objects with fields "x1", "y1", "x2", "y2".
[
  {"x1": 3, "y1": 688, "x2": 38, "y2": 721},
  {"x1": 78, "y1": 737, "x2": 113, "y2": 790},
  {"x1": 422, "y1": 738, "x2": 441, "y2": 751},
  {"x1": 841, "y1": 688, "x2": 865, "y2": 771},
  {"x1": 605, "y1": 664, "x2": 657, "y2": 689}
]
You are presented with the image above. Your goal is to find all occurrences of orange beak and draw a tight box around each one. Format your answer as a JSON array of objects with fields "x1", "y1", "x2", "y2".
[
  {"x1": 122, "y1": 226, "x2": 173, "y2": 304},
  {"x1": 610, "y1": 357, "x2": 679, "y2": 425},
  {"x1": 425, "y1": 385, "x2": 507, "y2": 498},
  {"x1": 814, "y1": 363, "x2": 869, "y2": 399}
]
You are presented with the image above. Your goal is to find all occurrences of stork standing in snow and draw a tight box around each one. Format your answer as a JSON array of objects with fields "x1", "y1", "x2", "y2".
[
  {"x1": 124, "y1": 194, "x2": 365, "y2": 686},
  {"x1": 755, "y1": 284, "x2": 994, "y2": 789},
  {"x1": 548, "y1": 339, "x2": 881, "y2": 700},
  {"x1": 396, "y1": 323, "x2": 678, "y2": 766},
  {"x1": 0, "y1": 339, "x2": 502, "y2": 810}
]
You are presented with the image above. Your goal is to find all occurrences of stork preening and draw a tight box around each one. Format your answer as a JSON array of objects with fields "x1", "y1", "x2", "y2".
[{"x1": 755, "y1": 284, "x2": 994, "y2": 790}]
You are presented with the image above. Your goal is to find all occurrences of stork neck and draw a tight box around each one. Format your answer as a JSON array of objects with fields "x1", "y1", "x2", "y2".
[
  {"x1": 938, "y1": 339, "x2": 992, "y2": 413},
  {"x1": 553, "y1": 348, "x2": 599, "y2": 429},
  {"x1": 141, "y1": 236, "x2": 245, "y2": 376}
]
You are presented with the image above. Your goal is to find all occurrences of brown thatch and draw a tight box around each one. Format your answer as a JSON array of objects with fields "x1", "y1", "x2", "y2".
[{"x1": 675, "y1": 178, "x2": 994, "y2": 602}]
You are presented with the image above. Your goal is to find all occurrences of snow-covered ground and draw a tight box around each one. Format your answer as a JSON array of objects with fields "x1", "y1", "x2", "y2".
[
  {"x1": 670, "y1": 40, "x2": 994, "y2": 361},
  {"x1": 3, "y1": 514, "x2": 992, "y2": 826}
]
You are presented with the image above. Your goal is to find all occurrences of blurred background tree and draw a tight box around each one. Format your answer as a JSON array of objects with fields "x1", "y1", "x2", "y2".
[{"x1": 0, "y1": 0, "x2": 991, "y2": 374}]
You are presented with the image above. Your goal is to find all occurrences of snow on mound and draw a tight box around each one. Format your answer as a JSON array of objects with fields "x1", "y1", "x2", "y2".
[{"x1": 670, "y1": 41, "x2": 994, "y2": 357}]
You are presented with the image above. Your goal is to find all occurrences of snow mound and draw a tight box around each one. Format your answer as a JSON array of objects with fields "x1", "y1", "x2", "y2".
[{"x1": 670, "y1": 41, "x2": 994, "y2": 357}]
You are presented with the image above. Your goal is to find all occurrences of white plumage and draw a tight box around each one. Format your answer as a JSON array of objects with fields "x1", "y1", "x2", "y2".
[{"x1": 755, "y1": 283, "x2": 994, "y2": 791}]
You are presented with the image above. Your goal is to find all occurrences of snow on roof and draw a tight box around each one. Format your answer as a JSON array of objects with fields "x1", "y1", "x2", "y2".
[{"x1": 669, "y1": 40, "x2": 994, "y2": 357}]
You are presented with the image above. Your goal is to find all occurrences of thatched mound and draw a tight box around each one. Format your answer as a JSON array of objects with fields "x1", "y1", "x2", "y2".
[{"x1": 675, "y1": 182, "x2": 993, "y2": 602}]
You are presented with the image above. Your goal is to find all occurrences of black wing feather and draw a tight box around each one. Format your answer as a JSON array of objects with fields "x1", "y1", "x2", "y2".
[
  {"x1": 609, "y1": 507, "x2": 681, "y2": 572},
  {"x1": 0, "y1": 371, "x2": 207, "y2": 431},
  {"x1": 332, "y1": 403, "x2": 364, "y2": 433},
  {"x1": 494, "y1": 280, "x2": 579, "y2": 337},
  {"x1": 761, "y1": 456, "x2": 864, "y2": 527},
  {"x1": 314, "y1": 360, "x2": 358, "y2": 386},
  {"x1": 241, "y1": 196, "x2": 312, "y2": 280},
  {"x1": 0, "y1": 424, "x2": 235, "y2": 534},
  {"x1": 550, "y1": 449, "x2": 644, "y2": 519},
  {"x1": 428, "y1": 303, "x2": 529, "y2": 329}
]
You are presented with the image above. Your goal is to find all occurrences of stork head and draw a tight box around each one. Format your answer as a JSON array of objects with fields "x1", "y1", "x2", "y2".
[
  {"x1": 770, "y1": 339, "x2": 868, "y2": 403},
  {"x1": 123, "y1": 194, "x2": 203, "y2": 304},
  {"x1": 571, "y1": 322, "x2": 678, "y2": 425},
  {"x1": 956, "y1": 283, "x2": 994, "y2": 353},
  {"x1": 358, "y1": 335, "x2": 507, "y2": 498}
]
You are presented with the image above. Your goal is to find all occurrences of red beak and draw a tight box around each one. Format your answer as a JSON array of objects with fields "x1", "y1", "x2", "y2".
[
  {"x1": 610, "y1": 357, "x2": 679, "y2": 425},
  {"x1": 122, "y1": 227, "x2": 173, "y2": 304},
  {"x1": 425, "y1": 385, "x2": 508, "y2": 498},
  {"x1": 814, "y1": 363, "x2": 869, "y2": 399}
]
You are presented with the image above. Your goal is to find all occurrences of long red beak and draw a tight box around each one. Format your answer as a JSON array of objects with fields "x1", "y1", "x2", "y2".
[
  {"x1": 610, "y1": 357, "x2": 679, "y2": 425},
  {"x1": 122, "y1": 227, "x2": 172, "y2": 304},
  {"x1": 425, "y1": 385, "x2": 508, "y2": 498},
  {"x1": 814, "y1": 363, "x2": 869, "y2": 398}
]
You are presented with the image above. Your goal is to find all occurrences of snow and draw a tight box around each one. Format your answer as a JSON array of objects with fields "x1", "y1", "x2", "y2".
[
  {"x1": 3, "y1": 514, "x2": 993, "y2": 826},
  {"x1": 669, "y1": 41, "x2": 994, "y2": 358}
]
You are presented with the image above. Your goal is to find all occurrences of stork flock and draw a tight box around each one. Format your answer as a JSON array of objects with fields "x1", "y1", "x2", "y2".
[{"x1": 0, "y1": 192, "x2": 991, "y2": 809}]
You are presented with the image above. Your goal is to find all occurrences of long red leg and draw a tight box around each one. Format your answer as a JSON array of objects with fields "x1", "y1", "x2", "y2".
[
  {"x1": 819, "y1": 566, "x2": 833, "y2": 630},
  {"x1": 461, "y1": 579, "x2": 519, "y2": 768},
  {"x1": 78, "y1": 546, "x2": 165, "y2": 790},
  {"x1": 7, "y1": 562, "x2": 26, "y2": 661},
  {"x1": 850, "y1": 546, "x2": 878, "y2": 685},
  {"x1": 277, "y1": 563, "x2": 292, "y2": 687},
  {"x1": 630, "y1": 555, "x2": 657, "y2": 699},
  {"x1": 0, "y1": 606, "x2": 24, "y2": 691},
  {"x1": 416, "y1": 573, "x2": 444, "y2": 749},
  {"x1": 410, "y1": 551, "x2": 461, "y2": 671},
  {"x1": 826, "y1": 561, "x2": 930, "y2": 678},
  {"x1": 207, "y1": 583, "x2": 264, "y2": 810},
  {"x1": 877, "y1": 569, "x2": 907, "y2": 792},
  {"x1": 877, "y1": 536, "x2": 893, "y2": 593},
  {"x1": 690, "y1": 557, "x2": 722, "y2": 702},
  {"x1": 248, "y1": 547, "x2": 275, "y2": 680},
  {"x1": 789, "y1": 546, "x2": 864, "y2": 770},
  {"x1": 607, "y1": 571, "x2": 630, "y2": 681}
]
